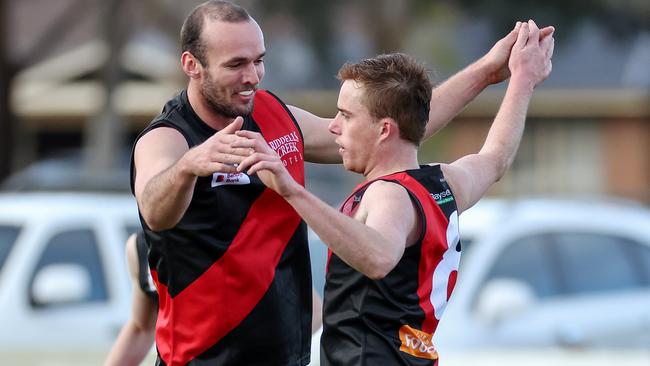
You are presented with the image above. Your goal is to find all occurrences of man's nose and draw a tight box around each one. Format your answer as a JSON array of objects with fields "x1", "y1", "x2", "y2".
[
  {"x1": 242, "y1": 63, "x2": 260, "y2": 85},
  {"x1": 328, "y1": 115, "x2": 341, "y2": 134}
]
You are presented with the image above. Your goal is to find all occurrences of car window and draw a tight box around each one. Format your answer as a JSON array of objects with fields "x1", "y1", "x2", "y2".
[
  {"x1": 485, "y1": 234, "x2": 561, "y2": 298},
  {"x1": 630, "y1": 240, "x2": 650, "y2": 284},
  {"x1": 554, "y1": 233, "x2": 647, "y2": 295},
  {"x1": 0, "y1": 225, "x2": 20, "y2": 273},
  {"x1": 30, "y1": 229, "x2": 108, "y2": 307}
]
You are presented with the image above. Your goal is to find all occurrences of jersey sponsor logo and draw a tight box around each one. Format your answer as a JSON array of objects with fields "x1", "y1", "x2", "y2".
[
  {"x1": 211, "y1": 172, "x2": 251, "y2": 187},
  {"x1": 398, "y1": 325, "x2": 439, "y2": 360},
  {"x1": 431, "y1": 189, "x2": 454, "y2": 204},
  {"x1": 268, "y1": 131, "x2": 303, "y2": 167}
]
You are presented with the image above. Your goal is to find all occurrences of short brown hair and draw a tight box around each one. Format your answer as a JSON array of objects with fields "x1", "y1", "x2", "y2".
[
  {"x1": 337, "y1": 53, "x2": 433, "y2": 145},
  {"x1": 180, "y1": 1, "x2": 251, "y2": 66}
]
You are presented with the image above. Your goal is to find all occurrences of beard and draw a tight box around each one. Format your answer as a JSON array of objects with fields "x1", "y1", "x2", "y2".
[{"x1": 200, "y1": 73, "x2": 255, "y2": 118}]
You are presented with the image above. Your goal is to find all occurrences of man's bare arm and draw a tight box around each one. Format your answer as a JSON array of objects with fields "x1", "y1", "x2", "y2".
[
  {"x1": 234, "y1": 130, "x2": 418, "y2": 279},
  {"x1": 424, "y1": 22, "x2": 554, "y2": 139},
  {"x1": 134, "y1": 128, "x2": 195, "y2": 231},
  {"x1": 441, "y1": 21, "x2": 554, "y2": 214},
  {"x1": 292, "y1": 24, "x2": 554, "y2": 164},
  {"x1": 280, "y1": 180, "x2": 415, "y2": 279},
  {"x1": 288, "y1": 106, "x2": 339, "y2": 164},
  {"x1": 104, "y1": 234, "x2": 155, "y2": 366},
  {"x1": 134, "y1": 118, "x2": 249, "y2": 231}
]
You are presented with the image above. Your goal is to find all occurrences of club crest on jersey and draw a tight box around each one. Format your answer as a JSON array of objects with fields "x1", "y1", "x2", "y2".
[{"x1": 211, "y1": 172, "x2": 251, "y2": 187}]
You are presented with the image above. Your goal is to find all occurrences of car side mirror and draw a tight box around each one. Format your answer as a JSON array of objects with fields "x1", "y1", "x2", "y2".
[
  {"x1": 31, "y1": 264, "x2": 91, "y2": 307},
  {"x1": 475, "y1": 278, "x2": 537, "y2": 326}
]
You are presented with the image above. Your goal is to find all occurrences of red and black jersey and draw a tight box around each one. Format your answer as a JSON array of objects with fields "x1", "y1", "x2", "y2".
[
  {"x1": 130, "y1": 90, "x2": 311, "y2": 366},
  {"x1": 321, "y1": 165, "x2": 461, "y2": 366}
]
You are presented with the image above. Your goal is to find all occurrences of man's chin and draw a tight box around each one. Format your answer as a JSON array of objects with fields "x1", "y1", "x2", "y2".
[
  {"x1": 342, "y1": 161, "x2": 355, "y2": 173},
  {"x1": 231, "y1": 100, "x2": 255, "y2": 117},
  {"x1": 210, "y1": 101, "x2": 254, "y2": 118}
]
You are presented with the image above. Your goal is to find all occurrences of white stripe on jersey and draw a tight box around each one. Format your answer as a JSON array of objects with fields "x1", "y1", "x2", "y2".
[{"x1": 430, "y1": 210, "x2": 461, "y2": 320}]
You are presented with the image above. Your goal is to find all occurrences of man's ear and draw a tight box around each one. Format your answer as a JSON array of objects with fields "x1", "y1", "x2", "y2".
[
  {"x1": 181, "y1": 51, "x2": 202, "y2": 79},
  {"x1": 378, "y1": 117, "x2": 399, "y2": 142}
]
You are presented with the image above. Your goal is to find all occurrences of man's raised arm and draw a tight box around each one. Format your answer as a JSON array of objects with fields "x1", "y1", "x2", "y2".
[
  {"x1": 424, "y1": 22, "x2": 554, "y2": 139},
  {"x1": 441, "y1": 20, "x2": 555, "y2": 213},
  {"x1": 294, "y1": 23, "x2": 554, "y2": 165}
]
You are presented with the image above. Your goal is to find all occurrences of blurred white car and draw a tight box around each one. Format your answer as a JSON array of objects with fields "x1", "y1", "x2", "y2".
[
  {"x1": 0, "y1": 192, "x2": 139, "y2": 364},
  {"x1": 433, "y1": 198, "x2": 650, "y2": 362}
]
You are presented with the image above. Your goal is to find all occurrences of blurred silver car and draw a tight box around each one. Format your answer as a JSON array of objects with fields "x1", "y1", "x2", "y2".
[{"x1": 434, "y1": 198, "x2": 650, "y2": 351}]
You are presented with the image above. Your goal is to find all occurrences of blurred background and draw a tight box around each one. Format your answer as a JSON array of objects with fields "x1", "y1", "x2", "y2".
[{"x1": 0, "y1": 0, "x2": 648, "y2": 365}]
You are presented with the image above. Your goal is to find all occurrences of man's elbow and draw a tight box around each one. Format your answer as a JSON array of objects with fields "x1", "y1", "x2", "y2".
[
  {"x1": 365, "y1": 257, "x2": 398, "y2": 280},
  {"x1": 366, "y1": 269, "x2": 388, "y2": 280},
  {"x1": 134, "y1": 314, "x2": 157, "y2": 333},
  {"x1": 483, "y1": 150, "x2": 511, "y2": 183},
  {"x1": 141, "y1": 210, "x2": 176, "y2": 232},
  {"x1": 493, "y1": 157, "x2": 510, "y2": 182}
]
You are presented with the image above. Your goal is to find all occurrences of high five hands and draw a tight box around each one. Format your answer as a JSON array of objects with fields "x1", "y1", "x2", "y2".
[
  {"x1": 482, "y1": 20, "x2": 554, "y2": 85},
  {"x1": 233, "y1": 129, "x2": 301, "y2": 198},
  {"x1": 508, "y1": 20, "x2": 555, "y2": 90}
]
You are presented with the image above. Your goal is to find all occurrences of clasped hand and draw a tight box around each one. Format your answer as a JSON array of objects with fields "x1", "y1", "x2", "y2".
[{"x1": 231, "y1": 129, "x2": 300, "y2": 198}]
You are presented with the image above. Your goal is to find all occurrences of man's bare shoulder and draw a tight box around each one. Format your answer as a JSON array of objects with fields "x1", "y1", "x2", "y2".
[
  {"x1": 358, "y1": 179, "x2": 413, "y2": 214},
  {"x1": 133, "y1": 127, "x2": 190, "y2": 200},
  {"x1": 136, "y1": 127, "x2": 188, "y2": 152},
  {"x1": 134, "y1": 127, "x2": 189, "y2": 172},
  {"x1": 358, "y1": 179, "x2": 420, "y2": 247}
]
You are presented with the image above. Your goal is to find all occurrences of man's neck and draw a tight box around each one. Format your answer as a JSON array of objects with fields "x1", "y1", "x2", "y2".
[
  {"x1": 363, "y1": 143, "x2": 419, "y2": 181},
  {"x1": 186, "y1": 85, "x2": 233, "y2": 131}
]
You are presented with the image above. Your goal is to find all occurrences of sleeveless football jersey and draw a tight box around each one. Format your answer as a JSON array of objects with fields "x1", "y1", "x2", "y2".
[
  {"x1": 321, "y1": 165, "x2": 460, "y2": 366},
  {"x1": 130, "y1": 90, "x2": 311, "y2": 366}
]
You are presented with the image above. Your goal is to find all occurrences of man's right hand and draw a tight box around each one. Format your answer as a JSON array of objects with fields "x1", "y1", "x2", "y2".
[
  {"x1": 134, "y1": 116, "x2": 252, "y2": 231},
  {"x1": 179, "y1": 117, "x2": 251, "y2": 177}
]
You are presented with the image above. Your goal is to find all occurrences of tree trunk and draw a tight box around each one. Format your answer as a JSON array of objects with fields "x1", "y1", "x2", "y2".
[
  {"x1": 83, "y1": 0, "x2": 127, "y2": 178},
  {"x1": 0, "y1": 0, "x2": 14, "y2": 182}
]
